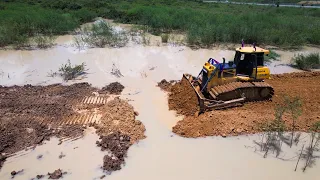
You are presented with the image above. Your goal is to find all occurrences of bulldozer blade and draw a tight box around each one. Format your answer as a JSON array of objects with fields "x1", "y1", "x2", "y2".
[{"x1": 182, "y1": 73, "x2": 245, "y2": 113}]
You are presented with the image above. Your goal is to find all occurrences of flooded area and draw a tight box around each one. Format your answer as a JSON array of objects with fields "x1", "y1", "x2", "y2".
[{"x1": 0, "y1": 32, "x2": 319, "y2": 179}]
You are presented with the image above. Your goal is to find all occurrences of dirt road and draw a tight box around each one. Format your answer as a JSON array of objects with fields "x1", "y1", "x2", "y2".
[{"x1": 169, "y1": 72, "x2": 320, "y2": 137}]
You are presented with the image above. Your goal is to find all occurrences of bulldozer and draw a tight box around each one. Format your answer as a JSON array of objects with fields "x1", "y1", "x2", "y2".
[{"x1": 184, "y1": 43, "x2": 274, "y2": 112}]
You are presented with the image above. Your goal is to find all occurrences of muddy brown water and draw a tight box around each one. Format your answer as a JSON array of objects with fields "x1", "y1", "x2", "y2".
[{"x1": 0, "y1": 34, "x2": 319, "y2": 179}]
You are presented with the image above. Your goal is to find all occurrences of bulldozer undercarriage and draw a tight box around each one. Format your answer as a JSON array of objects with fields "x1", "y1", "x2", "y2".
[{"x1": 183, "y1": 74, "x2": 274, "y2": 112}]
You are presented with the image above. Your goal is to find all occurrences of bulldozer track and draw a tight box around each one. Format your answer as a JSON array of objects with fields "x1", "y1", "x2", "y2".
[
  {"x1": 209, "y1": 81, "x2": 274, "y2": 102},
  {"x1": 55, "y1": 96, "x2": 108, "y2": 126}
]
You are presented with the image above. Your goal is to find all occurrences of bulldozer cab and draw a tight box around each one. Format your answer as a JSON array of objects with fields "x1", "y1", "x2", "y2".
[{"x1": 233, "y1": 46, "x2": 270, "y2": 80}]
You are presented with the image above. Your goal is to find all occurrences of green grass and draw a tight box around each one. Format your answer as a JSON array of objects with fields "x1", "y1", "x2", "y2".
[
  {"x1": 1, "y1": 0, "x2": 320, "y2": 48},
  {"x1": 0, "y1": 3, "x2": 79, "y2": 47},
  {"x1": 291, "y1": 53, "x2": 320, "y2": 70}
]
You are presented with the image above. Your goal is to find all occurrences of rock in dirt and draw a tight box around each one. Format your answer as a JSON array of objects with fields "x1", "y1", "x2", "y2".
[
  {"x1": 172, "y1": 72, "x2": 320, "y2": 138},
  {"x1": 100, "y1": 175, "x2": 106, "y2": 179},
  {"x1": 99, "y1": 82, "x2": 125, "y2": 95},
  {"x1": 96, "y1": 131, "x2": 131, "y2": 172},
  {"x1": 168, "y1": 77, "x2": 199, "y2": 116},
  {"x1": 48, "y1": 169, "x2": 65, "y2": 179},
  {"x1": 96, "y1": 97, "x2": 146, "y2": 144}
]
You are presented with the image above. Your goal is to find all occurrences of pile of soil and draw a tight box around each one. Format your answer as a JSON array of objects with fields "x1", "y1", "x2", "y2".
[
  {"x1": 157, "y1": 79, "x2": 177, "y2": 91},
  {"x1": 168, "y1": 77, "x2": 199, "y2": 116},
  {"x1": 96, "y1": 97, "x2": 146, "y2": 144},
  {"x1": 171, "y1": 72, "x2": 320, "y2": 138},
  {"x1": 99, "y1": 82, "x2": 124, "y2": 95},
  {"x1": 96, "y1": 132, "x2": 131, "y2": 172}
]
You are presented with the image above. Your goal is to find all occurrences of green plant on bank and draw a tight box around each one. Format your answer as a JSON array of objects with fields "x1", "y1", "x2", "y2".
[
  {"x1": 264, "y1": 50, "x2": 280, "y2": 63},
  {"x1": 58, "y1": 60, "x2": 86, "y2": 81},
  {"x1": 73, "y1": 20, "x2": 128, "y2": 48},
  {"x1": 160, "y1": 33, "x2": 169, "y2": 43},
  {"x1": 291, "y1": 53, "x2": 320, "y2": 71}
]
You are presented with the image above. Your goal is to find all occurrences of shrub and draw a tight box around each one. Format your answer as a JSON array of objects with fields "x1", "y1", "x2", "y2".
[
  {"x1": 58, "y1": 60, "x2": 86, "y2": 81},
  {"x1": 291, "y1": 53, "x2": 320, "y2": 70}
]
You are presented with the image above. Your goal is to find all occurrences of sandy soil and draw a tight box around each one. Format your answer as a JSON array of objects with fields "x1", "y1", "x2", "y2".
[{"x1": 168, "y1": 72, "x2": 320, "y2": 137}]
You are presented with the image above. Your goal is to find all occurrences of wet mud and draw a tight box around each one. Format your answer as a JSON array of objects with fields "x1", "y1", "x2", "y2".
[
  {"x1": 0, "y1": 82, "x2": 146, "y2": 173},
  {"x1": 169, "y1": 72, "x2": 320, "y2": 137},
  {"x1": 48, "y1": 169, "x2": 66, "y2": 179},
  {"x1": 99, "y1": 82, "x2": 125, "y2": 95},
  {"x1": 96, "y1": 132, "x2": 131, "y2": 172}
]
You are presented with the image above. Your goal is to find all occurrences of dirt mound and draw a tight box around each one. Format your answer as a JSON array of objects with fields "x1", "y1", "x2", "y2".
[
  {"x1": 99, "y1": 82, "x2": 124, "y2": 95},
  {"x1": 172, "y1": 72, "x2": 320, "y2": 137},
  {"x1": 157, "y1": 79, "x2": 177, "y2": 91},
  {"x1": 96, "y1": 131, "x2": 131, "y2": 172},
  {"x1": 96, "y1": 97, "x2": 146, "y2": 144},
  {"x1": 168, "y1": 77, "x2": 199, "y2": 116}
]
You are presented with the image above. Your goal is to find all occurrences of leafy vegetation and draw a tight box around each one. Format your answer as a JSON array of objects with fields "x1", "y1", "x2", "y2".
[
  {"x1": 291, "y1": 53, "x2": 320, "y2": 70},
  {"x1": 1, "y1": 0, "x2": 320, "y2": 48},
  {"x1": 58, "y1": 60, "x2": 86, "y2": 81}
]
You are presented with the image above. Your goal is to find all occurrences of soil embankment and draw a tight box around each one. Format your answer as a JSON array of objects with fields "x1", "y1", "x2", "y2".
[
  {"x1": 0, "y1": 82, "x2": 145, "y2": 173},
  {"x1": 164, "y1": 72, "x2": 320, "y2": 137}
]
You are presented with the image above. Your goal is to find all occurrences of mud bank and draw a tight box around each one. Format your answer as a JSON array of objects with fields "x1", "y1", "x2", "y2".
[{"x1": 168, "y1": 72, "x2": 320, "y2": 137}]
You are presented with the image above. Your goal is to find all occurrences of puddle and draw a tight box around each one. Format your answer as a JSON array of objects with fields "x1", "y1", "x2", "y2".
[{"x1": 0, "y1": 36, "x2": 319, "y2": 179}]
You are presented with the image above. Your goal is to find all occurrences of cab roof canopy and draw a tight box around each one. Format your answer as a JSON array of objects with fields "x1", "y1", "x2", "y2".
[{"x1": 236, "y1": 46, "x2": 270, "y2": 55}]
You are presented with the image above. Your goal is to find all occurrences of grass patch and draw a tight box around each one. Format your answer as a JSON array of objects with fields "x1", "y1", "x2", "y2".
[
  {"x1": 73, "y1": 20, "x2": 128, "y2": 49},
  {"x1": 0, "y1": 3, "x2": 78, "y2": 48},
  {"x1": 291, "y1": 53, "x2": 320, "y2": 70}
]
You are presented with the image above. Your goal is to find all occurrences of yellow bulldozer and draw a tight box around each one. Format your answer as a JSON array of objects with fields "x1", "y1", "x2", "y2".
[{"x1": 184, "y1": 44, "x2": 274, "y2": 112}]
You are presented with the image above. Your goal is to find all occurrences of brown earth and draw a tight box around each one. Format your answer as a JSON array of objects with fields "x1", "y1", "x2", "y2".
[
  {"x1": 99, "y1": 82, "x2": 125, "y2": 95},
  {"x1": 96, "y1": 131, "x2": 131, "y2": 172},
  {"x1": 169, "y1": 72, "x2": 320, "y2": 138},
  {"x1": 96, "y1": 97, "x2": 146, "y2": 144},
  {"x1": 168, "y1": 78, "x2": 199, "y2": 116}
]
